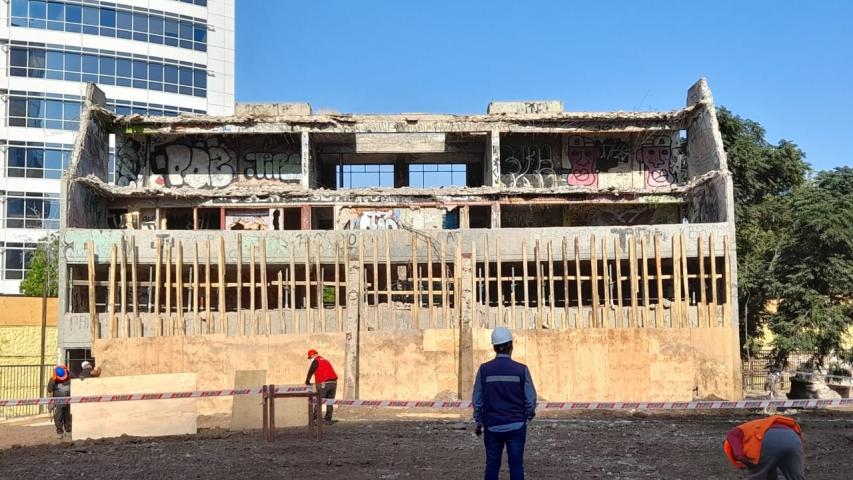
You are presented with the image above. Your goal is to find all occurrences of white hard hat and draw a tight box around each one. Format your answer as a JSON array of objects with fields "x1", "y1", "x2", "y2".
[
  {"x1": 81, "y1": 361, "x2": 92, "y2": 369},
  {"x1": 491, "y1": 327, "x2": 513, "y2": 345}
]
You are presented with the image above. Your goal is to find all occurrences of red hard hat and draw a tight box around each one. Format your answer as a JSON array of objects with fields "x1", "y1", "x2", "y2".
[{"x1": 307, "y1": 349, "x2": 318, "y2": 358}]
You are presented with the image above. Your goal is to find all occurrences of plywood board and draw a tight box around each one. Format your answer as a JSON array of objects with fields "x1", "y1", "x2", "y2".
[
  {"x1": 71, "y1": 373, "x2": 197, "y2": 440},
  {"x1": 230, "y1": 370, "x2": 307, "y2": 431}
]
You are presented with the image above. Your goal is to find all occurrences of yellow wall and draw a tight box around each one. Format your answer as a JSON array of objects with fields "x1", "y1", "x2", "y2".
[{"x1": 0, "y1": 296, "x2": 59, "y2": 365}]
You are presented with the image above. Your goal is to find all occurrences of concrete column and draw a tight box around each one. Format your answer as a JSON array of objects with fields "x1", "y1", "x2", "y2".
[
  {"x1": 490, "y1": 203, "x2": 501, "y2": 229},
  {"x1": 394, "y1": 157, "x2": 408, "y2": 188},
  {"x1": 344, "y1": 253, "x2": 362, "y2": 399},
  {"x1": 485, "y1": 130, "x2": 501, "y2": 186},
  {"x1": 300, "y1": 205, "x2": 311, "y2": 230},
  {"x1": 300, "y1": 131, "x2": 311, "y2": 189},
  {"x1": 457, "y1": 252, "x2": 475, "y2": 400}
]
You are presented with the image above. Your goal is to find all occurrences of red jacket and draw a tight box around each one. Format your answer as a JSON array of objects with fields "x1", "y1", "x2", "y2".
[{"x1": 307, "y1": 356, "x2": 338, "y2": 384}]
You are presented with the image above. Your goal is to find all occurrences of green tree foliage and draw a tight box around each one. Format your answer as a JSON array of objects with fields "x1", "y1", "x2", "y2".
[{"x1": 19, "y1": 235, "x2": 59, "y2": 297}]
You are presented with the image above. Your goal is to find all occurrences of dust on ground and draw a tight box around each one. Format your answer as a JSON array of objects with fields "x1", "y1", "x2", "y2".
[{"x1": 1, "y1": 409, "x2": 851, "y2": 479}]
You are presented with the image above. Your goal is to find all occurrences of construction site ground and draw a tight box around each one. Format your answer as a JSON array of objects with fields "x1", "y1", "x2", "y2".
[{"x1": 1, "y1": 409, "x2": 851, "y2": 479}]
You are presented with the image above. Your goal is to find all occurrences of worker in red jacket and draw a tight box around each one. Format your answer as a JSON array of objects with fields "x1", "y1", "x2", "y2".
[
  {"x1": 723, "y1": 415, "x2": 803, "y2": 479},
  {"x1": 304, "y1": 349, "x2": 338, "y2": 425}
]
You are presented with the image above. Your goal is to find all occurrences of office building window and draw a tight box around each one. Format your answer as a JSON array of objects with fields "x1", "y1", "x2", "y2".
[
  {"x1": 9, "y1": 0, "x2": 208, "y2": 52},
  {"x1": 5, "y1": 192, "x2": 60, "y2": 229},
  {"x1": 336, "y1": 164, "x2": 395, "y2": 188},
  {"x1": 2, "y1": 242, "x2": 38, "y2": 280},
  {"x1": 409, "y1": 164, "x2": 468, "y2": 188},
  {"x1": 6, "y1": 142, "x2": 71, "y2": 179},
  {"x1": 9, "y1": 44, "x2": 208, "y2": 98},
  {"x1": 5, "y1": 91, "x2": 205, "y2": 130}
]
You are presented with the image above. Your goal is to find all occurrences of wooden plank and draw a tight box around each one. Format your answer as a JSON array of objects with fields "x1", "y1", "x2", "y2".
[
  {"x1": 534, "y1": 239, "x2": 543, "y2": 329},
  {"x1": 628, "y1": 236, "x2": 638, "y2": 328},
  {"x1": 154, "y1": 238, "x2": 162, "y2": 335},
  {"x1": 427, "y1": 237, "x2": 435, "y2": 329},
  {"x1": 166, "y1": 242, "x2": 172, "y2": 335},
  {"x1": 672, "y1": 235, "x2": 683, "y2": 328},
  {"x1": 277, "y1": 270, "x2": 284, "y2": 334},
  {"x1": 289, "y1": 242, "x2": 297, "y2": 333},
  {"x1": 315, "y1": 240, "x2": 324, "y2": 333},
  {"x1": 654, "y1": 235, "x2": 663, "y2": 328},
  {"x1": 217, "y1": 236, "x2": 226, "y2": 334},
  {"x1": 237, "y1": 234, "x2": 244, "y2": 335},
  {"x1": 510, "y1": 266, "x2": 517, "y2": 328},
  {"x1": 205, "y1": 239, "x2": 212, "y2": 334},
  {"x1": 130, "y1": 236, "x2": 140, "y2": 336},
  {"x1": 496, "y1": 237, "x2": 503, "y2": 327},
  {"x1": 260, "y1": 238, "x2": 270, "y2": 335},
  {"x1": 87, "y1": 240, "x2": 97, "y2": 340},
  {"x1": 471, "y1": 239, "x2": 477, "y2": 327},
  {"x1": 641, "y1": 237, "x2": 650, "y2": 328},
  {"x1": 454, "y1": 240, "x2": 462, "y2": 329},
  {"x1": 108, "y1": 244, "x2": 117, "y2": 338},
  {"x1": 193, "y1": 242, "x2": 200, "y2": 334},
  {"x1": 709, "y1": 233, "x2": 718, "y2": 327},
  {"x1": 385, "y1": 231, "x2": 393, "y2": 326},
  {"x1": 547, "y1": 240, "x2": 556, "y2": 328},
  {"x1": 483, "y1": 238, "x2": 490, "y2": 327},
  {"x1": 372, "y1": 237, "x2": 380, "y2": 330},
  {"x1": 601, "y1": 237, "x2": 610, "y2": 328},
  {"x1": 574, "y1": 237, "x2": 583, "y2": 327},
  {"x1": 723, "y1": 235, "x2": 732, "y2": 328},
  {"x1": 613, "y1": 237, "x2": 624, "y2": 328},
  {"x1": 249, "y1": 244, "x2": 256, "y2": 335},
  {"x1": 440, "y1": 237, "x2": 448, "y2": 328},
  {"x1": 176, "y1": 241, "x2": 184, "y2": 335},
  {"x1": 120, "y1": 237, "x2": 127, "y2": 337},
  {"x1": 521, "y1": 240, "x2": 529, "y2": 328},
  {"x1": 304, "y1": 237, "x2": 312, "y2": 333},
  {"x1": 590, "y1": 235, "x2": 599, "y2": 328},
  {"x1": 562, "y1": 238, "x2": 570, "y2": 330},
  {"x1": 680, "y1": 233, "x2": 690, "y2": 327},
  {"x1": 698, "y1": 235, "x2": 708, "y2": 327},
  {"x1": 335, "y1": 240, "x2": 342, "y2": 332},
  {"x1": 411, "y1": 235, "x2": 419, "y2": 327},
  {"x1": 358, "y1": 236, "x2": 365, "y2": 331}
]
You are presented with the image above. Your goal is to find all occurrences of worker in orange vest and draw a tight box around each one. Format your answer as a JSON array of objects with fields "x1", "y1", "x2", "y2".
[
  {"x1": 304, "y1": 349, "x2": 338, "y2": 425},
  {"x1": 723, "y1": 415, "x2": 803, "y2": 480},
  {"x1": 47, "y1": 365, "x2": 72, "y2": 440}
]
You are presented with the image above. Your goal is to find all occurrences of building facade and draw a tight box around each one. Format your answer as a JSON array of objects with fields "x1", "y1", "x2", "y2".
[
  {"x1": 0, "y1": 0, "x2": 234, "y2": 294},
  {"x1": 58, "y1": 79, "x2": 742, "y2": 403}
]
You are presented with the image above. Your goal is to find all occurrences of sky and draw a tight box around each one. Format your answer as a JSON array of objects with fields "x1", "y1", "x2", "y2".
[{"x1": 236, "y1": 1, "x2": 853, "y2": 172}]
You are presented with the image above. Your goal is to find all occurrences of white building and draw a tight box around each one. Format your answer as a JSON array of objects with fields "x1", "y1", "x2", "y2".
[{"x1": 0, "y1": 0, "x2": 235, "y2": 293}]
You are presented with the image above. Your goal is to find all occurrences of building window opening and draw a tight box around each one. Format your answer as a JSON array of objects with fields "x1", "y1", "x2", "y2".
[
  {"x1": 336, "y1": 164, "x2": 394, "y2": 189},
  {"x1": 408, "y1": 164, "x2": 467, "y2": 188},
  {"x1": 469, "y1": 206, "x2": 491, "y2": 229},
  {"x1": 197, "y1": 208, "x2": 221, "y2": 230},
  {"x1": 165, "y1": 209, "x2": 194, "y2": 230}
]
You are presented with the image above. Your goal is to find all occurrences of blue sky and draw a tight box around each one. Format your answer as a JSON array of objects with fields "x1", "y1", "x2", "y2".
[{"x1": 236, "y1": 1, "x2": 852, "y2": 172}]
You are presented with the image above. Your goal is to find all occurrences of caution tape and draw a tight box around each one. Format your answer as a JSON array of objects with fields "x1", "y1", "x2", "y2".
[{"x1": 324, "y1": 398, "x2": 853, "y2": 410}]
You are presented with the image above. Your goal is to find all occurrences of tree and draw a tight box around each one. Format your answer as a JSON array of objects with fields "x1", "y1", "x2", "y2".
[
  {"x1": 716, "y1": 108, "x2": 809, "y2": 356},
  {"x1": 764, "y1": 168, "x2": 853, "y2": 365},
  {"x1": 19, "y1": 235, "x2": 59, "y2": 297}
]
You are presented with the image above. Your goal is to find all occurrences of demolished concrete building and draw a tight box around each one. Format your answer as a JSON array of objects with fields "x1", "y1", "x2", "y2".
[{"x1": 58, "y1": 79, "x2": 741, "y2": 407}]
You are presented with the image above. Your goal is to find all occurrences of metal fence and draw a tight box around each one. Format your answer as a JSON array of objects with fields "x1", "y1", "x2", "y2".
[
  {"x1": 0, "y1": 364, "x2": 52, "y2": 419},
  {"x1": 742, "y1": 351, "x2": 817, "y2": 394}
]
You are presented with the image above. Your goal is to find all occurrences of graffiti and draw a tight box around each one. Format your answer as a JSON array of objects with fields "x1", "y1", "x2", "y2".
[
  {"x1": 565, "y1": 137, "x2": 600, "y2": 187},
  {"x1": 343, "y1": 210, "x2": 400, "y2": 230},
  {"x1": 151, "y1": 138, "x2": 235, "y2": 188},
  {"x1": 500, "y1": 145, "x2": 557, "y2": 188},
  {"x1": 115, "y1": 138, "x2": 144, "y2": 187},
  {"x1": 244, "y1": 152, "x2": 301, "y2": 180},
  {"x1": 638, "y1": 136, "x2": 676, "y2": 187}
]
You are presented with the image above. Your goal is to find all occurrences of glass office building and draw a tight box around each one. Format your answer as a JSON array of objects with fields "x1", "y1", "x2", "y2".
[{"x1": 0, "y1": 0, "x2": 235, "y2": 293}]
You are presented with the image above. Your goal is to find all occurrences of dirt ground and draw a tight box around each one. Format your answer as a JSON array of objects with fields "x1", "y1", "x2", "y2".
[{"x1": 0, "y1": 409, "x2": 851, "y2": 479}]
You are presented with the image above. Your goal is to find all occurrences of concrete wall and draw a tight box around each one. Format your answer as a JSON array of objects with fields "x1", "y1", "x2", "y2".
[{"x1": 92, "y1": 326, "x2": 741, "y2": 417}]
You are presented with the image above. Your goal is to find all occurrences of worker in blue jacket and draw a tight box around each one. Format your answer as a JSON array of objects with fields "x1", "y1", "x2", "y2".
[{"x1": 472, "y1": 327, "x2": 538, "y2": 480}]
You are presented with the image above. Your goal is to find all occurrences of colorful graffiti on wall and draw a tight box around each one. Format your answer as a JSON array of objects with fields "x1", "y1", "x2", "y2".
[{"x1": 638, "y1": 136, "x2": 676, "y2": 188}]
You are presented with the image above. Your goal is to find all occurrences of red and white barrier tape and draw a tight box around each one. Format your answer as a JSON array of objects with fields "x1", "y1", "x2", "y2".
[{"x1": 4, "y1": 383, "x2": 851, "y2": 411}]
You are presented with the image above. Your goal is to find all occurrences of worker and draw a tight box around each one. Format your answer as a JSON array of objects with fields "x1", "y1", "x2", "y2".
[
  {"x1": 472, "y1": 327, "x2": 537, "y2": 480},
  {"x1": 304, "y1": 349, "x2": 338, "y2": 425},
  {"x1": 723, "y1": 415, "x2": 804, "y2": 480},
  {"x1": 46, "y1": 364, "x2": 72, "y2": 440},
  {"x1": 79, "y1": 361, "x2": 102, "y2": 380}
]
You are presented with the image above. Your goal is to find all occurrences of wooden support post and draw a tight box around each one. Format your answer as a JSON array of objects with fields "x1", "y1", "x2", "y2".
[
  {"x1": 237, "y1": 234, "x2": 243, "y2": 335},
  {"x1": 166, "y1": 242, "x2": 172, "y2": 335},
  {"x1": 260, "y1": 238, "x2": 270, "y2": 335},
  {"x1": 154, "y1": 238, "x2": 162, "y2": 335},
  {"x1": 206, "y1": 239, "x2": 213, "y2": 334},
  {"x1": 483, "y1": 238, "x2": 490, "y2": 327},
  {"x1": 534, "y1": 239, "x2": 543, "y2": 329},
  {"x1": 680, "y1": 233, "x2": 690, "y2": 327},
  {"x1": 427, "y1": 238, "x2": 435, "y2": 328},
  {"x1": 217, "y1": 236, "x2": 226, "y2": 334},
  {"x1": 193, "y1": 241, "x2": 200, "y2": 334},
  {"x1": 521, "y1": 240, "x2": 529, "y2": 328},
  {"x1": 723, "y1": 235, "x2": 732, "y2": 328},
  {"x1": 440, "y1": 237, "x2": 448, "y2": 328},
  {"x1": 304, "y1": 237, "x2": 312, "y2": 333},
  {"x1": 698, "y1": 235, "x2": 708, "y2": 327},
  {"x1": 108, "y1": 244, "x2": 117, "y2": 338},
  {"x1": 277, "y1": 270, "x2": 284, "y2": 334},
  {"x1": 653, "y1": 235, "x2": 663, "y2": 328},
  {"x1": 672, "y1": 235, "x2": 683, "y2": 328},
  {"x1": 470, "y1": 240, "x2": 477, "y2": 327},
  {"x1": 496, "y1": 237, "x2": 503, "y2": 327},
  {"x1": 562, "y1": 238, "x2": 570, "y2": 330},
  {"x1": 385, "y1": 231, "x2": 393, "y2": 326},
  {"x1": 510, "y1": 266, "x2": 517, "y2": 328},
  {"x1": 335, "y1": 240, "x2": 342, "y2": 332},
  {"x1": 411, "y1": 235, "x2": 419, "y2": 327},
  {"x1": 119, "y1": 237, "x2": 127, "y2": 337},
  {"x1": 358, "y1": 236, "x2": 365, "y2": 331},
  {"x1": 601, "y1": 238, "x2": 610, "y2": 328},
  {"x1": 709, "y1": 233, "x2": 718, "y2": 327},
  {"x1": 87, "y1": 240, "x2": 97, "y2": 340},
  {"x1": 574, "y1": 237, "x2": 583, "y2": 327},
  {"x1": 454, "y1": 240, "x2": 462, "y2": 329},
  {"x1": 249, "y1": 244, "x2": 256, "y2": 335},
  {"x1": 372, "y1": 237, "x2": 379, "y2": 330},
  {"x1": 315, "y1": 240, "x2": 324, "y2": 333},
  {"x1": 289, "y1": 244, "x2": 297, "y2": 333},
  {"x1": 590, "y1": 235, "x2": 599, "y2": 328},
  {"x1": 614, "y1": 237, "x2": 624, "y2": 328},
  {"x1": 547, "y1": 240, "x2": 555, "y2": 329},
  {"x1": 641, "y1": 237, "x2": 650, "y2": 328},
  {"x1": 628, "y1": 236, "x2": 639, "y2": 328},
  {"x1": 176, "y1": 241, "x2": 184, "y2": 335}
]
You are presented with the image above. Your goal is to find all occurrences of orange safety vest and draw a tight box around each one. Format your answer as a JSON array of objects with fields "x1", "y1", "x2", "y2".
[{"x1": 723, "y1": 415, "x2": 802, "y2": 468}]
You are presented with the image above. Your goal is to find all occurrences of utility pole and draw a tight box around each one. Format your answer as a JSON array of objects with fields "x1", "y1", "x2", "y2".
[{"x1": 38, "y1": 240, "x2": 52, "y2": 409}]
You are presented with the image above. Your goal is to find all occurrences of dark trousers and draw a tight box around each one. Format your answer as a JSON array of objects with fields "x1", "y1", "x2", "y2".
[
  {"x1": 53, "y1": 405, "x2": 71, "y2": 434},
  {"x1": 483, "y1": 424, "x2": 526, "y2": 480},
  {"x1": 747, "y1": 428, "x2": 804, "y2": 480},
  {"x1": 319, "y1": 381, "x2": 337, "y2": 421}
]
